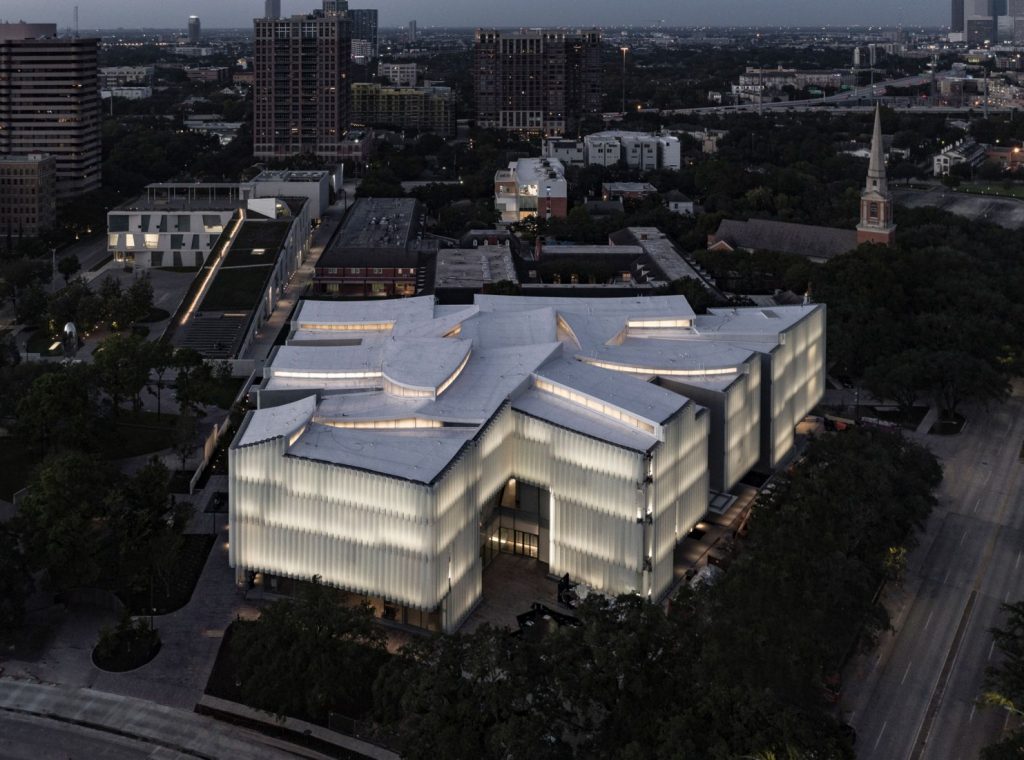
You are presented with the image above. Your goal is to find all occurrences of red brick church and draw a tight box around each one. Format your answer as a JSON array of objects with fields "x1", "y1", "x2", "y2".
[{"x1": 708, "y1": 105, "x2": 895, "y2": 263}]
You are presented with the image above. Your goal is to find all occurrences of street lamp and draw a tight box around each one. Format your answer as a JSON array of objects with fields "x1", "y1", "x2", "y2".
[{"x1": 620, "y1": 46, "x2": 629, "y2": 115}]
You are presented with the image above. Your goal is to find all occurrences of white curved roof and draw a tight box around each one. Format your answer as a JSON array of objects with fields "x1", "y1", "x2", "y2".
[{"x1": 238, "y1": 295, "x2": 821, "y2": 481}]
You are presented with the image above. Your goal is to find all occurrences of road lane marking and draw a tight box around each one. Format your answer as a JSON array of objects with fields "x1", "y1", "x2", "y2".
[
  {"x1": 925, "y1": 611, "x2": 934, "y2": 630},
  {"x1": 969, "y1": 704, "x2": 976, "y2": 723},
  {"x1": 990, "y1": 640, "x2": 997, "y2": 660},
  {"x1": 973, "y1": 498, "x2": 981, "y2": 513},
  {"x1": 959, "y1": 532, "x2": 968, "y2": 547},
  {"x1": 1016, "y1": 551, "x2": 1021, "y2": 571},
  {"x1": 901, "y1": 661, "x2": 913, "y2": 685},
  {"x1": 874, "y1": 721, "x2": 888, "y2": 751}
]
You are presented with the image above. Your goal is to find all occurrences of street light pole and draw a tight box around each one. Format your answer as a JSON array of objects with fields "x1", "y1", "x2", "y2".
[{"x1": 620, "y1": 46, "x2": 629, "y2": 115}]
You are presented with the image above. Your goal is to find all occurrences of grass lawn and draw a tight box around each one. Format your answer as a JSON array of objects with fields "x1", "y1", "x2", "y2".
[
  {"x1": 117, "y1": 533, "x2": 215, "y2": 615},
  {"x1": 0, "y1": 437, "x2": 42, "y2": 500},
  {"x1": 955, "y1": 182, "x2": 1024, "y2": 200},
  {"x1": 139, "y1": 307, "x2": 172, "y2": 323},
  {"x1": 25, "y1": 329, "x2": 61, "y2": 356},
  {"x1": 89, "y1": 254, "x2": 114, "y2": 272},
  {"x1": 157, "y1": 266, "x2": 200, "y2": 273},
  {"x1": 201, "y1": 266, "x2": 272, "y2": 311},
  {"x1": 97, "y1": 410, "x2": 179, "y2": 460}
]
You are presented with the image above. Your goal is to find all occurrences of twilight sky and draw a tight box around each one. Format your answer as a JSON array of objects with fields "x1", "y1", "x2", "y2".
[{"x1": 2, "y1": 0, "x2": 944, "y2": 30}]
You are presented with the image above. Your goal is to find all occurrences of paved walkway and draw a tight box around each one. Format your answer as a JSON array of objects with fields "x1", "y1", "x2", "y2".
[
  {"x1": 243, "y1": 198, "x2": 348, "y2": 363},
  {"x1": 0, "y1": 679, "x2": 314, "y2": 759},
  {"x1": 0, "y1": 476, "x2": 258, "y2": 712}
]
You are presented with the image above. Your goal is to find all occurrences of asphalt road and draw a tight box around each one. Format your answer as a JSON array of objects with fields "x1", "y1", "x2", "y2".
[
  {"x1": 848, "y1": 387, "x2": 1024, "y2": 759},
  {"x1": 0, "y1": 710, "x2": 169, "y2": 759}
]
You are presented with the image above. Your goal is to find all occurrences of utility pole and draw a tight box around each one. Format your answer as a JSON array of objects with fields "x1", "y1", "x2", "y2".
[{"x1": 620, "y1": 46, "x2": 629, "y2": 115}]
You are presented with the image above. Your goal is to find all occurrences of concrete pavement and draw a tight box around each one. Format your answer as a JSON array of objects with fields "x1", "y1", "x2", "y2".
[
  {"x1": 893, "y1": 187, "x2": 1024, "y2": 230},
  {"x1": 1, "y1": 477, "x2": 258, "y2": 712},
  {"x1": 242, "y1": 196, "x2": 348, "y2": 364},
  {"x1": 843, "y1": 382, "x2": 1024, "y2": 759},
  {"x1": 0, "y1": 680, "x2": 317, "y2": 759}
]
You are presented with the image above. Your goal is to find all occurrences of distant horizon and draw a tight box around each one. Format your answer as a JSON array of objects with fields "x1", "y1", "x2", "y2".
[{"x1": 0, "y1": 0, "x2": 947, "y2": 32}]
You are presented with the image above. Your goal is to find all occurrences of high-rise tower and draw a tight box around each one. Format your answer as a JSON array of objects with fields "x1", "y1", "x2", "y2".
[
  {"x1": 188, "y1": 15, "x2": 201, "y2": 44},
  {"x1": 253, "y1": 5, "x2": 351, "y2": 160},
  {"x1": 474, "y1": 28, "x2": 601, "y2": 136},
  {"x1": 0, "y1": 22, "x2": 101, "y2": 199},
  {"x1": 857, "y1": 106, "x2": 896, "y2": 247},
  {"x1": 264, "y1": 0, "x2": 281, "y2": 19}
]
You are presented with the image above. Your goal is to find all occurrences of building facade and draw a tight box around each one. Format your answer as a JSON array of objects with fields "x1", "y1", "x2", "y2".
[
  {"x1": 377, "y1": 62, "x2": 417, "y2": 87},
  {"x1": 0, "y1": 154, "x2": 57, "y2": 238},
  {"x1": 350, "y1": 83, "x2": 453, "y2": 134},
  {"x1": 349, "y1": 9, "x2": 378, "y2": 58},
  {"x1": 0, "y1": 23, "x2": 102, "y2": 199},
  {"x1": 253, "y1": 4, "x2": 351, "y2": 160},
  {"x1": 313, "y1": 197, "x2": 429, "y2": 297},
  {"x1": 229, "y1": 295, "x2": 825, "y2": 632},
  {"x1": 474, "y1": 28, "x2": 601, "y2": 135},
  {"x1": 494, "y1": 157, "x2": 568, "y2": 223},
  {"x1": 188, "y1": 16, "x2": 201, "y2": 45}
]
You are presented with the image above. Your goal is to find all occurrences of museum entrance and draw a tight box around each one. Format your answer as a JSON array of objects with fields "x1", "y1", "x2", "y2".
[{"x1": 481, "y1": 478, "x2": 549, "y2": 569}]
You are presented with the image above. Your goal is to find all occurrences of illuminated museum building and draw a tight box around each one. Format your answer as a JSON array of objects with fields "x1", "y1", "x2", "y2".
[{"x1": 230, "y1": 295, "x2": 825, "y2": 631}]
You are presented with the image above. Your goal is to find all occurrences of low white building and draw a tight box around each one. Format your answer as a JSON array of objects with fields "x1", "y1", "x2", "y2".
[
  {"x1": 494, "y1": 157, "x2": 568, "y2": 223},
  {"x1": 542, "y1": 132, "x2": 681, "y2": 170},
  {"x1": 541, "y1": 138, "x2": 586, "y2": 166},
  {"x1": 583, "y1": 131, "x2": 681, "y2": 170},
  {"x1": 933, "y1": 138, "x2": 987, "y2": 176},
  {"x1": 229, "y1": 295, "x2": 825, "y2": 632},
  {"x1": 250, "y1": 170, "x2": 331, "y2": 219},
  {"x1": 108, "y1": 173, "x2": 330, "y2": 269}
]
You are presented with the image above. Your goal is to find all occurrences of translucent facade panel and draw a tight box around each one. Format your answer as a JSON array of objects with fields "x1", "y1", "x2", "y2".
[{"x1": 765, "y1": 307, "x2": 826, "y2": 467}]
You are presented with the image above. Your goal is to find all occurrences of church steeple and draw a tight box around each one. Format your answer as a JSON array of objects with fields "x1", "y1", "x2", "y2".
[{"x1": 857, "y1": 105, "x2": 896, "y2": 247}]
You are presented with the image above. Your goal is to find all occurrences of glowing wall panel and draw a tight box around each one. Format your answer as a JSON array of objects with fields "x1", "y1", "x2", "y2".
[{"x1": 763, "y1": 307, "x2": 826, "y2": 468}]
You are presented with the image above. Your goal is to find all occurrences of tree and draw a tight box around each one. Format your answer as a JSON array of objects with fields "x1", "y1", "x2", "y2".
[
  {"x1": 14, "y1": 452, "x2": 112, "y2": 591},
  {"x1": 232, "y1": 577, "x2": 388, "y2": 722},
  {"x1": 0, "y1": 527, "x2": 33, "y2": 635},
  {"x1": 94, "y1": 333, "x2": 152, "y2": 413},
  {"x1": 57, "y1": 254, "x2": 81, "y2": 285},
  {"x1": 144, "y1": 340, "x2": 175, "y2": 418},
  {"x1": 927, "y1": 350, "x2": 1008, "y2": 418},
  {"x1": 981, "y1": 602, "x2": 1024, "y2": 758},
  {"x1": 15, "y1": 363, "x2": 98, "y2": 453},
  {"x1": 173, "y1": 407, "x2": 200, "y2": 472},
  {"x1": 172, "y1": 348, "x2": 216, "y2": 414},
  {"x1": 105, "y1": 458, "x2": 190, "y2": 594},
  {"x1": 659, "y1": 277, "x2": 716, "y2": 314},
  {"x1": 125, "y1": 274, "x2": 154, "y2": 325}
]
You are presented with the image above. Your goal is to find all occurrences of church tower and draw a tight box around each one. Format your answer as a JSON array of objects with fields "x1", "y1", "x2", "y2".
[{"x1": 857, "y1": 105, "x2": 896, "y2": 246}]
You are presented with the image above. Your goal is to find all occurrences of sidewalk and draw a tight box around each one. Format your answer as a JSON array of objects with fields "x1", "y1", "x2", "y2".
[
  {"x1": 243, "y1": 199, "x2": 348, "y2": 364},
  {"x1": 0, "y1": 679, "x2": 311, "y2": 759},
  {"x1": 0, "y1": 476, "x2": 258, "y2": 712}
]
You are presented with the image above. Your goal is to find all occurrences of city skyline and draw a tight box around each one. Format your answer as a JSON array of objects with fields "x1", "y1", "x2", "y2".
[{"x1": 2, "y1": 0, "x2": 947, "y2": 30}]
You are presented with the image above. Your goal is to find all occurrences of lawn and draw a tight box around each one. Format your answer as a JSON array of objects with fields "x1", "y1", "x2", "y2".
[
  {"x1": 24, "y1": 329, "x2": 61, "y2": 356},
  {"x1": 97, "y1": 410, "x2": 179, "y2": 460},
  {"x1": 0, "y1": 411, "x2": 182, "y2": 499},
  {"x1": 200, "y1": 266, "x2": 272, "y2": 311},
  {"x1": 138, "y1": 307, "x2": 172, "y2": 323},
  {"x1": 955, "y1": 182, "x2": 1024, "y2": 200}
]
